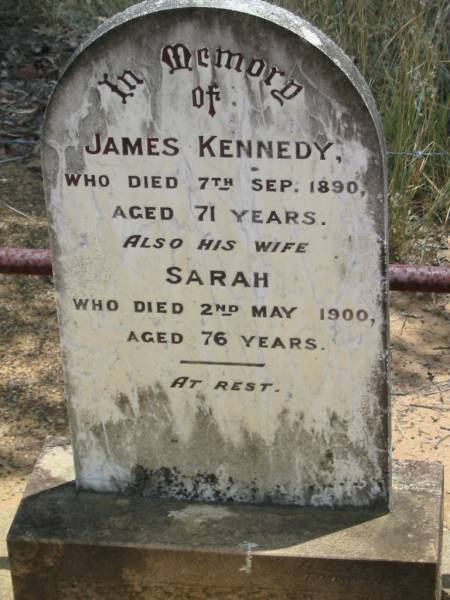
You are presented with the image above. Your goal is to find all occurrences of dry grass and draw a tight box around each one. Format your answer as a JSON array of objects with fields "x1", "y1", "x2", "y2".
[{"x1": 279, "y1": 0, "x2": 450, "y2": 263}]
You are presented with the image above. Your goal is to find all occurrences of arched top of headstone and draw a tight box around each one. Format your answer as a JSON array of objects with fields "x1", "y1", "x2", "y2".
[{"x1": 46, "y1": 0, "x2": 386, "y2": 162}]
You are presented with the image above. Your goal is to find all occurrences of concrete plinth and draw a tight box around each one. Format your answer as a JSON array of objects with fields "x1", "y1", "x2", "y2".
[{"x1": 8, "y1": 438, "x2": 443, "y2": 600}]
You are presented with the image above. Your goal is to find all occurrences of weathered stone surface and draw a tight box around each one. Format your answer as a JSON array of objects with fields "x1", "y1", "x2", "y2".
[
  {"x1": 442, "y1": 530, "x2": 450, "y2": 599},
  {"x1": 8, "y1": 439, "x2": 442, "y2": 600},
  {"x1": 42, "y1": 0, "x2": 389, "y2": 508}
]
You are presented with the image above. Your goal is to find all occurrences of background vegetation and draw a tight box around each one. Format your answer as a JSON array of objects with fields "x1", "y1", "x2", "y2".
[{"x1": 14, "y1": 0, "x2": 450, "y2": 263}]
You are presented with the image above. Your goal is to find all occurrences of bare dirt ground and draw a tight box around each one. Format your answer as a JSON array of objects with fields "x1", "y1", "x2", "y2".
[{"x1": 0, "y1": 8, "x2": 449, "y2": 599}]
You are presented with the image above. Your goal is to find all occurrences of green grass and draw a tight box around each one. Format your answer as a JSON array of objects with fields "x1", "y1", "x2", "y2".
[{"x1": 18, "y1": 0, "x2": 449, "y2": 263}]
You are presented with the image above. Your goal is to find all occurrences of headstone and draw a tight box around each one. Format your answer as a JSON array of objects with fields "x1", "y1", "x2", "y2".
[{"x1": 41, "y1": 0, "x2": 390, "y2": 508}]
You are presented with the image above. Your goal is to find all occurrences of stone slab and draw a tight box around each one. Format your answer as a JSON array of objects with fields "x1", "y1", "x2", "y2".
[
  {"x1": 8, "y1": 438, "x2": 443, "y2": 600},
  {"x1": 442, "y1": 529, "x2": 450, "y2": 599}
]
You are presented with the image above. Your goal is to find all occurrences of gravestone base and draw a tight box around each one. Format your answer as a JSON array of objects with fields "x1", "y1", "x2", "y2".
[{"x1": 8, "y1": 438, "x2": 443, "y2": 600}]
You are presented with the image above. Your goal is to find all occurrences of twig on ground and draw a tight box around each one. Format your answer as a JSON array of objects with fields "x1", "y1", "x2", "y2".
[
  {"x1": 409, "y1": 404, "x2": 450, "y2": 411},
  {"x1": 0, "y1": 154, "x2": 31, "y2": 165},
  {"x1": 0, "y1": 201, "x2": 35, "y2": 222},
  {"x1": 434, "y1": 433, "x2": 450, "y2": 449},
  {"x1": 392, "y1": 379, "x2": 450, "y2": 397}
]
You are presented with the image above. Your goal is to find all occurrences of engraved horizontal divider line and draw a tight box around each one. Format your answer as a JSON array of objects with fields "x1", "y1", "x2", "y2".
[{"x1": 180, "y1": 360, "x2": 265, "y2": 367}]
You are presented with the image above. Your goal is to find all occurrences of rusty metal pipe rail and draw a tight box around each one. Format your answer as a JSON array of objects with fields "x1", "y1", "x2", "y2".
[
  {"x1": 0, "y1": 247, "x2": 449, "y2": 293},
  {"x1": 0, "y1": 248, "x2": 52, "y2": 276},
  {"x1": 388, "y1": 264, "x2": 450, "y2": 293}
]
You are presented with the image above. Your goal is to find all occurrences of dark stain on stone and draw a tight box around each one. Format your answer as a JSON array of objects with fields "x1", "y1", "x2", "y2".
[
  {"x1": 116, "y1": 393, "x2": 135, "y2": 419},
  {"x1": 86, "y1": 383, "x2": 388, "y2": 508}
]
